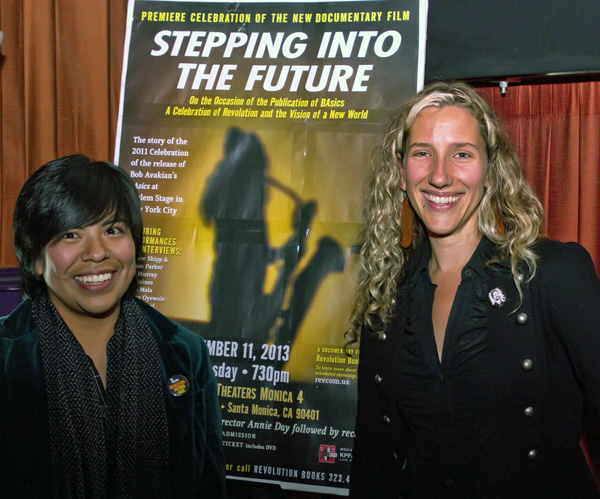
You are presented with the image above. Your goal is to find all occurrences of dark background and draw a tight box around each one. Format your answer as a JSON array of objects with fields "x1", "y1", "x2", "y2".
[{"x1": 425, "y1": 0, "x2": 600, "y2": 85}]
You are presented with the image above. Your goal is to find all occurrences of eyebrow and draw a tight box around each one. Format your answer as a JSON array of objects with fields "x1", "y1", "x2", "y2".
[
  {"x1": 408, "y1": 141, "x2": 480, "y2": 149},
  {"x1": 101, "y1": 215, "x2": 126, "y2": 226}
]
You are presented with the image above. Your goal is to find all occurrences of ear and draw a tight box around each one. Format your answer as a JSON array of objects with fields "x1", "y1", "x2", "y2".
[
  {"x1": 35, "y1": 258, "x2": 43, "y2": 276},
  {"x1": 400, "y1": 164, "x2": 407, "y2": 191},
  {"x1": 392, "y1": 139, "x2": 407, "y2": 191}
]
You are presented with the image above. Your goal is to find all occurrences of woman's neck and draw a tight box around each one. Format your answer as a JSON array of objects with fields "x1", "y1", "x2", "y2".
[{"x1": 428, "y1": 230, "x2": 482, "y2": 276}]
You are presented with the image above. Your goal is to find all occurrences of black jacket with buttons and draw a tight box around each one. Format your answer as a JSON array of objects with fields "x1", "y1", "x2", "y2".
[{"x1": 349, "y1": 238, "x2": 600, "y2": 498}]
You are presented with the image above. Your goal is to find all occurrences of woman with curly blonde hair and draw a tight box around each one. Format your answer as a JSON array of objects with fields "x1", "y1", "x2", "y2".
[{"x1": 349, "y1": 81, "x2": 600, "y2": 498}]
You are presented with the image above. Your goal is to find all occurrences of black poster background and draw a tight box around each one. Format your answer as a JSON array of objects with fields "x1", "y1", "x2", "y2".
[{"x1": 115, "y1": 0, "x2": 426, "y2": 493}]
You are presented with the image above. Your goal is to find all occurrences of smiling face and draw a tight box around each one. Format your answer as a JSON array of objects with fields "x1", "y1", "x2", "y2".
[
  {"x1": 402, "y1": 105, "x2": 489, "y2": 242},
  {"x1": 35, "y1": 214, "x2": 136, "y2": 325}
]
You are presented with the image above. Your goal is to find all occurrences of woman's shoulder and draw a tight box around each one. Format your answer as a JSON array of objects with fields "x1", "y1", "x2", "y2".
[
  {"x1": 534, "y1": 238, "x2": 596, "y2": 272},
  {"x1": 134, "y1": 298, "x2": 209, "y2": 352},
  {"x1": 0, "y1": 299, "x2": 35, "y2": 341},
  {"x1": 535, "y1": 237, "x2": 590, "y2": 256},
  {"x1": 531, "y1": 238, "x2": 599, "y2": 295}
]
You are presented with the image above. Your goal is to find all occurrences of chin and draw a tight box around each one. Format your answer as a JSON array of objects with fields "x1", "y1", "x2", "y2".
[
  {"x1": 424, "y1": 223, "x2": 459, "y2": 236},
  {"x1": 80, "y1": 300, "x2": 122, "y2": 318}
]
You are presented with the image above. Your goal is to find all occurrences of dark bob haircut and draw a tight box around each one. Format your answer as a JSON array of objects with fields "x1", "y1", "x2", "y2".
[{"x1": 13, "y1": 154, "x2": 143, "y2": 298}]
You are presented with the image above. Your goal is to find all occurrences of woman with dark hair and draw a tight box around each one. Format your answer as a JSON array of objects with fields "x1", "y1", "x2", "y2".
[
  {"x1": 348, "y1": 82, "x2": 600, "y2": 497},
  {"x1": 0, "y1": 155, "x2": 226, "y2": 498}
]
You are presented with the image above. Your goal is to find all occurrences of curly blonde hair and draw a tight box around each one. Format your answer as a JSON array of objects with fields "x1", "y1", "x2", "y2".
[{"x1": 346, "y1": 81, "x2": 544, "y2": 344}]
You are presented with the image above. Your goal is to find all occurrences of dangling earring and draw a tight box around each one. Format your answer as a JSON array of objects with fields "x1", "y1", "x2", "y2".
[
  {"x1": 400, "y1": 197, "x2": 413, "y2": 249},
  {"x1": 495, "y1": 205, "x2": 505, "y2": 236}
]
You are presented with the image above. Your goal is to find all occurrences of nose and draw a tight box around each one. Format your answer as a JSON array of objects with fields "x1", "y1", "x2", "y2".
[
  {"x1": 428, "y1": 156, "x2": 453, "y2": 189},
  {"x1": 81, "y1": 235, "x2": 109, "y2": 262}
]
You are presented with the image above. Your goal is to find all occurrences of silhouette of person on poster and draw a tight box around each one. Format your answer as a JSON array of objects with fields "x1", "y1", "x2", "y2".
[{"x1": 201, "y1": 127, "x2": 344, "y2": 344}]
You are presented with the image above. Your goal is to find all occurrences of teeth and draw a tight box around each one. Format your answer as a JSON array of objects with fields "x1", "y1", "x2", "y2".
[
  {"x1": 424, "y1": 193, "x2": 459, "y2": 205},
  {"x1": 75, "y1": 273, "x2": 112, "y2": 285}
]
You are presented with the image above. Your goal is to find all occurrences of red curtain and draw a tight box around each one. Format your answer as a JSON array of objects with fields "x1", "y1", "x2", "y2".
[
  {"x1": 0, "y1": 0, "x2": 128, "y2": 267},
  {"x1": 477, "y1": 82, "x2": 600, "y2": 273}
]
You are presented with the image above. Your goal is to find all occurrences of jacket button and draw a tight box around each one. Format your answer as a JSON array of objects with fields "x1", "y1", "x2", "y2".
[
  {"x1": 516, "y1": 313, "x2": 528, "y2": 324},
  {"x1": 524, "y1": 406, "x2": 534, "y2": 417},
  {"x1": 521, "y1": 358, "x2": 533, "y2": 371},
  {"x1": 374, "y1": 374, "x2": 383, "y2": 385},
  {"x1": 527, "y1": 449, "x2": 539, "y2": 461},
  {"x1": 383, "y1": 415, "x2": 391, "y2": 425},
  {"x1": 378, "y1": 332, "x2": 387, "y2": 342}
]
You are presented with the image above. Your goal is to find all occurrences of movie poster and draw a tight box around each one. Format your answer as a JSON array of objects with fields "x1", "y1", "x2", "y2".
[{"x1": 115, "y1": 0, "x2": 427, "y2": 493}]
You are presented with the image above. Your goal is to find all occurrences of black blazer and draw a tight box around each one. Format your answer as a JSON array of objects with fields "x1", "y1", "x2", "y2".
[{"x1": 350, "y1": 239, "x2": 600, "y2": 498}]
